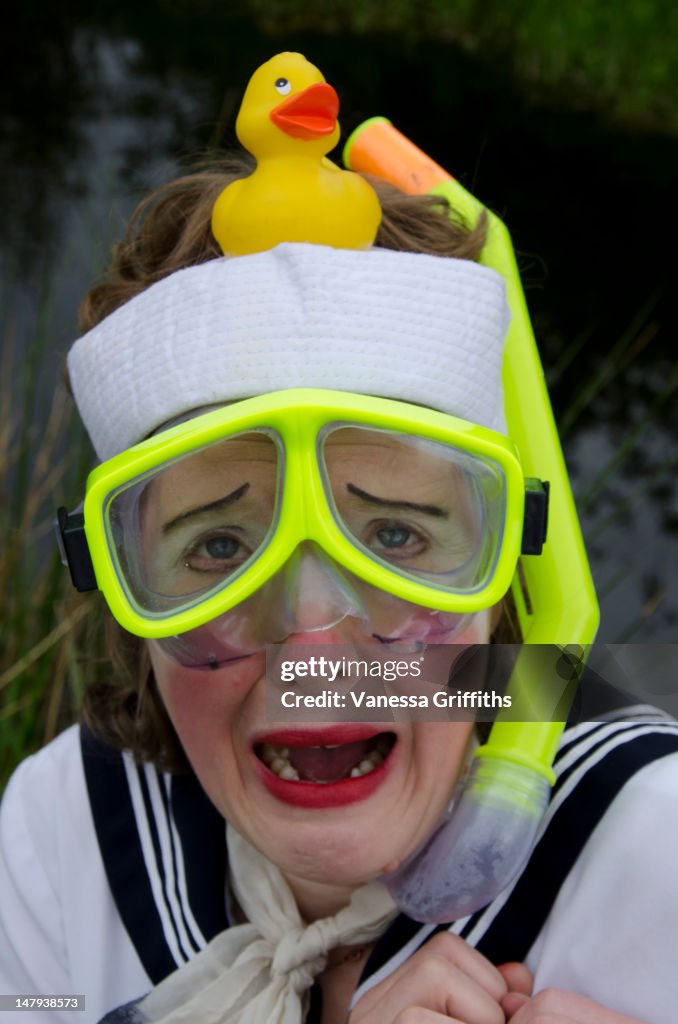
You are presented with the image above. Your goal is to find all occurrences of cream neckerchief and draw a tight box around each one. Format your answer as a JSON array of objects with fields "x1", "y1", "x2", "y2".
[{"x1": 134, "y1": 825, "x2": 398, "y2": 1024}]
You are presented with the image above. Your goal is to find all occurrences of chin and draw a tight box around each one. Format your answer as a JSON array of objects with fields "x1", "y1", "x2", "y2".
[{"x1": 248, "y1": 803, "x2": 412, "y2": 889}]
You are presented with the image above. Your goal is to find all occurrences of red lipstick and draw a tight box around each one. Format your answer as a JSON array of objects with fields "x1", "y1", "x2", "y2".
[{"x1": 250, "y1": 726, "x2": 396, "y2": 808}]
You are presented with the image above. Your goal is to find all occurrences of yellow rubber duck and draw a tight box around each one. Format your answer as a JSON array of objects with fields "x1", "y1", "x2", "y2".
[{"x1": 212, "y1": 53, "x2": 382, "y2": 255}]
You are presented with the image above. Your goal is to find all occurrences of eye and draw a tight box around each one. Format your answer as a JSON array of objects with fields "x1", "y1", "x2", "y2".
[
  {"x1": 376, "y1": 526, "x2": 412, "y2": 549},
  {"x1": 367, "y1": 521, "x2": 428, "y2": 562},
  {"x1": 274, "y1": 77, "x2": 291, "y2": 95},
  {"x1": 204, "y1": 536, "x2": 241, "y2": 560},
  {"x1": 183, "y1": 533, "x2": 250, "y2": 574}
]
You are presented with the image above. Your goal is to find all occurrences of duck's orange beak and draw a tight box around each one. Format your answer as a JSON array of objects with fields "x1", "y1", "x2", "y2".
[{"x1": 270, "y1": 83, "x2": 339, "y2": 139}]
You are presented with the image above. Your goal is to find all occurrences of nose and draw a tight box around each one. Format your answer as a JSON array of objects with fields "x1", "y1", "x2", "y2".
[{"x1": 274, "y1": 542, "x2": 369, "y2": 634}]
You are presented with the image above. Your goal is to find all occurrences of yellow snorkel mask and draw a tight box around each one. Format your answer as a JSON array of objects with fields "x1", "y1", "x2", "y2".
[
  {"x1": 60, "y1": 390, "x2": 542, "y2": 636},
  {"x1": 58, "y1": 54, "x2": 598, "y2": 923},
  {"x1": 58, "y1": 387, "x2": 549, "y2": 675}
]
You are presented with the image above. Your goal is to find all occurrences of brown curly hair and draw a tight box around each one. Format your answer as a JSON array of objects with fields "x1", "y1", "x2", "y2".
[{"x1": 77, "y1": 152, "x2": 512, "y2": 770}]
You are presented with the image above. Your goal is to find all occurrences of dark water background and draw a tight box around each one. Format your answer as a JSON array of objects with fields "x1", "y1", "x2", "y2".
[{"x1": 2, "y1": 10, "x2": 677, "y2": 643}]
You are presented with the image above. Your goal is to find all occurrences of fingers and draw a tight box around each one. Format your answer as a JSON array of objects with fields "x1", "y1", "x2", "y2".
[
  {"x1": 498, "y1": 961, "x2": 534, "y2": 996},
  {"x1": 401, "y1": 931, "x2": 509, "y2": 1000},
  {"x1": 502, "y1": 991, "x2": 531, "y2": 1018},
  {"x1": 508, "y1": 1017, "x2": 578, "y2": 1024},
  {"x1": 350, "y1": 937, "x2": 646, "y2": 1024},
  {"x1": 499, "y1": 961, "x2": 534, "y2": 1018},
  {"x1": 352, "y1": 956, "x2": 504, "y2": 1024},
  {"x1": 391, "y1": 1011, "x2": 469, "y2": 1024},
  {"x1": 505, "y1": 987, "x2": 649, "y2": 1023},
  {"x1": 350, "y1": 931, "x2": 508, "y2": 1024}
]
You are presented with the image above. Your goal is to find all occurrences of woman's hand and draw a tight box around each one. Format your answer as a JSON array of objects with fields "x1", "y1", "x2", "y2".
[
  {"x1": 348, "y1": 932, "x2": 531, "y2": 1024},
  {"x1": 502, "y1": 987, "x2": 649, "y2": 1023}
]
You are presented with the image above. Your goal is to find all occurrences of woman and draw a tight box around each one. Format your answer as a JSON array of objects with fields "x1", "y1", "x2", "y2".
[{"x1": 1, "y1": 134, "x2": 677, "y2": 1024}]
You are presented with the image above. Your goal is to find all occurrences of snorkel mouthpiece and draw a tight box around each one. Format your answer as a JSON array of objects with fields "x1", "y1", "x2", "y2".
[{"x1": 385, "y1": 754, "x2": 551, "y2": 922}]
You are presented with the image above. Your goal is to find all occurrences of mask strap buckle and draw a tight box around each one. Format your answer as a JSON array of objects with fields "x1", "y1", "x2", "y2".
[
  {"x1": 521, "y1": 479, "x2": 549, "y2": 555},
  {"x1": 55, "y1": 507, "x2": 98, "y2": 592}
]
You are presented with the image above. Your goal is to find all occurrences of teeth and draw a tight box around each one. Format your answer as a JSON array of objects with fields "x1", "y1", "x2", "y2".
[
  {"x1": 259, "y1": 740, "x2": 390, "y2": 782},
  {"x1": 261, "y1": 743, "x2": 289, "y2": 765}
]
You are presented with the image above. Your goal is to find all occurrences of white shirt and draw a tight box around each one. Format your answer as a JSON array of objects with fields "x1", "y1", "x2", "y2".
[
  {"x1": 2, "y1": 714, "x2": 678, "y2": 1024},
  {"x1": 0, "y1": 727, "x2": 149, "y2": 1024}
]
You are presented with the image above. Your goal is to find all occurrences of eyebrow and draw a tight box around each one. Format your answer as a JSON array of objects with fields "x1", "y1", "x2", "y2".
[
  {"x1": 346, "y1": 483, "x2": 447, "y2": 518},
  {"x1": 162, "y1": 482, "x2": 251, "y2": 534}
]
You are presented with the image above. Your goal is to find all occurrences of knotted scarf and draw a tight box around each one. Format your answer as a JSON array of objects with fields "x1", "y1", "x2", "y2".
[{"x1": 132, "y1": 824, "x2": 398, "y2": 1024}]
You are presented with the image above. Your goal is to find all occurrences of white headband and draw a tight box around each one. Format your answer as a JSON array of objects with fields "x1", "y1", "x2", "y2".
[{"x1": 68, "y1": 243, "x2": 510, "y2": 461}]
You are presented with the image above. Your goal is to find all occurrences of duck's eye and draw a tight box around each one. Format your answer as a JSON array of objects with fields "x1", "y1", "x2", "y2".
[{"x1": 274, "y1": 77, "x2": 291, "y2": 95}]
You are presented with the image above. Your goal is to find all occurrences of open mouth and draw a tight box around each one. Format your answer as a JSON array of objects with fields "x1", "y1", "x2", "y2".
[{"x1": 254, "y1": 731, "x2": 396, "y2": 785}]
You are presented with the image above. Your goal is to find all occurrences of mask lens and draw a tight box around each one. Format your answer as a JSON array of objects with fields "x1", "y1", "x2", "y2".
[
  {"x1": 105, "y1": 430, "x2": 282, "y2": 615},
  {"x1": 319, "y1": 425, "x2": 505, "y2": 595},
  {"x1": 155, "y1": 548, "x2": 470, "y2": 668}
]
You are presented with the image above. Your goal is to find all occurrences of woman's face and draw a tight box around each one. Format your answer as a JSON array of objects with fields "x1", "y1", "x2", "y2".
[
  {"x1": 146, "y1": 424, "x2": 493, "y2": 893},
  {"x1": 150, "y1": 621, "x2": 486, "y2": 895}
]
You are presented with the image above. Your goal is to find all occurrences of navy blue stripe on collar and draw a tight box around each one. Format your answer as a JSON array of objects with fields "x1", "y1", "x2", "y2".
[
  {"x1": 354, "y1": 720, "x2": 678, "y2": 994},
  {"x1": 474, "y1": 726, "x2": 678, "y2": 966},
  {"x1": 170, "y1": 770, "x2": 229, "y2": 943},
  {"x1": 81, "y1": 727, "x2": 228, "y2": 985}
]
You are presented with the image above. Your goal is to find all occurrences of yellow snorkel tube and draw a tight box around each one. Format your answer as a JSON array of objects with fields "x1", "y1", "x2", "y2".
[{"x1": 345, "y1": 118, "x2": 599, "y2": 921}]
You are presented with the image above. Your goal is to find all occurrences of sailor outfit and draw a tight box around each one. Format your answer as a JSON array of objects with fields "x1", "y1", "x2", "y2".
[{"x1": 2, "y1": 708, "x2": 678, "y2": 1024}]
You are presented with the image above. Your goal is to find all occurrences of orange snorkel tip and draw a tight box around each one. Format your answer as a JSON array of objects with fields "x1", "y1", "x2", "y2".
[{"x1": 343, "y1": 117, "x2": 453, "y2": 193}]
